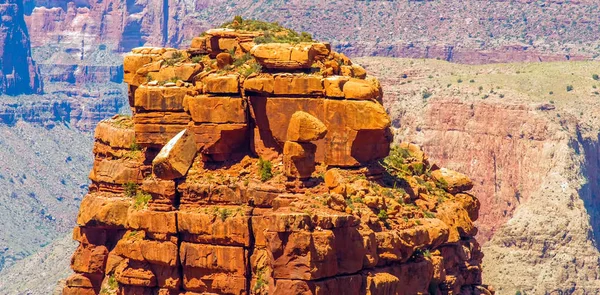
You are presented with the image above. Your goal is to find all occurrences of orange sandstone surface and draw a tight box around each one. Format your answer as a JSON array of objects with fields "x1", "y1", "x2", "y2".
[{"x1": 63, "y1": 24, "x2": 493, "y2": 295}]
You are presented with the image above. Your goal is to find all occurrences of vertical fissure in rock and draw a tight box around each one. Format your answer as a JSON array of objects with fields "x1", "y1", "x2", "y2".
[
  {"x1": 246, "y1": 206, "x2": 256, "y2": 293},
  {"x1": 161, "y1": 0, "x2": 169, "y2": 47},
  {"x1": 174, "y1": 181, "x2": 184, "y2": 288}
]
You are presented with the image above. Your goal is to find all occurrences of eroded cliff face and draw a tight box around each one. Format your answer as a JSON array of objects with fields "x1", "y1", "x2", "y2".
[
  {"x1": 0, "y1": 0, "x2": 42, "y2": 95},
  {"x1": 358, "y1": 57, "x2": 600, "y2": 293},
  {"x1": 21, "y1": 0, "x2": 600, "y2": 64},
  {"x1": 406, "y1": 100, "x2": 600, "y2": 293},
  {"x1": 24, "y1": 0, "x2": 206, "y2": 52},
  {"x1": 62, "y1": 21, "x2": 492, "y2": 295}
]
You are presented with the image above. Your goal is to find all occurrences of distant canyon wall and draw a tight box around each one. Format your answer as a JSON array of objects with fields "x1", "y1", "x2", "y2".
[
  {"x1": 0, "y1": 85, "x2": 128, "y2": 130},
  {"x1": 22, "y1": 0, "x2": 213, "y2": 52},
  {"x1": 416, "y1": 99, "x2": 600, "y2": 294},
  {"x1": 20, "y1": 0, "x2": 599, "y2": 64},
  {"x1": 356, "y1": 57, "x2": 600, "y2": 293},
  {"x1": 336, "y1": 42, "x2": 590, "y2": 65},
  {"x1": 0, "y1": 0, "x2": 42, "y2": 95}
]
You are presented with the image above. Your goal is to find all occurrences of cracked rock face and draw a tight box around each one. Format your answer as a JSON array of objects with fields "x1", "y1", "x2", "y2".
[{"x1": 62, "y1": 20, "x2": 492, "y2": 295}]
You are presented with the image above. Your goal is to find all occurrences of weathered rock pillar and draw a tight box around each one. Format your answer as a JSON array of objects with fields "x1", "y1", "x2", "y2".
[{"x1": 283, "y1": 111, "x2": 327, "y2": 179}]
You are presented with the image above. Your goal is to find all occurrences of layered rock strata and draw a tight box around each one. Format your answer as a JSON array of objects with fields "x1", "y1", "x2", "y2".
[
  {"x1": 63, "y1": 22, "x2": 492, "y2": 295},
  {"x1": 21, "y1": 0, "x2": 600, "y2": 64}
]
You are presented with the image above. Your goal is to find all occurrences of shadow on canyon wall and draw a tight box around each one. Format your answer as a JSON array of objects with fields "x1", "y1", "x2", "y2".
[{"x1": 578, "y1": 131, "x2": 600, "y2": 249}]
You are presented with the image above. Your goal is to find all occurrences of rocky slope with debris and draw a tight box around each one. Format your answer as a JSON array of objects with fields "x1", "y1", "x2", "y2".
[
  {"x1": 62, "y1": 22, "x2": 492, "y2": 295},
  {"x1": 0, "y1": 234, "x2": 74, "y2": 295},
  {"x1": 0, "y1": 122, "x2": 91, "y2": 274},
  {"x1": 357, "y1": 57, "x2": 600, "y2": 294}
]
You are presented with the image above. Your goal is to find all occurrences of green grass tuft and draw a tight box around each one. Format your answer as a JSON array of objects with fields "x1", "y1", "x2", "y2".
[
  {"x1": 133, "y1": 192, "x2": 152, "y2": 210},
  {"x1": 123, "y1": 182, "x2": 138, "y2": 198},
  {"x1": 258, "y1": 157, "x2": 273, "y2": 182}
]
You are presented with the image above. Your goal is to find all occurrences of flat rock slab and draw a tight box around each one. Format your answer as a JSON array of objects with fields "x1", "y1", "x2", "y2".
[{"x1": 153, "y1": 129, "x2": 197, "y2": 180}]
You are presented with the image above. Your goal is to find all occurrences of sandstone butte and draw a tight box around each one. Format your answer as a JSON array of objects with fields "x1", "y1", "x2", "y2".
[{"x1": 62, "y1": 19, "x2": 494, "y2": 295}]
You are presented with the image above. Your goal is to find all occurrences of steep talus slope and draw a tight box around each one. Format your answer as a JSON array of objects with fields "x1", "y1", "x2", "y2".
[
  {"x1": 21, "y1": 0, "x2": 600, "y2": 63},
  {"x1": 0, "y1": 234, "x2": 75, "y2": 295},
  {"x1": 0, "y1": 0, "x2": 41, "y2": 94},
  {"x1": 357, "y1": 57, "x2": 600, "y2": 293},
  {"x1": 0, "y1": 90, "x2": 127, "y2": 293},
  {"x1": 0, "y1": 122, "x2": 92, "y2": 271}
]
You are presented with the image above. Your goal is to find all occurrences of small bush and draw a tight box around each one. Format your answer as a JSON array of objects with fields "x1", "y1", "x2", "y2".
[
  {"x1": 234, "y1": 15, "x2": 244, "y2": 24},
  {"x1": 130, "y1": 141, "x2": 141, "y2": 151},
  {"x1": 567, "y1": 85, "x2": 574, "y2": 92},
  {"x1": 163, "y1": 51, "x2": 184, "y2": 66},
  {"x1": 123, "y1": 182, "x2": 138, "y2": 198},
  {"x1": 345, "y1": 198, "x2": 355, "y2": 210},
  {"x1": 168, "y1": 76, "x2": 181, "y2": 83},
  {"x1": 254, "y1": 267, "x2": 268, "y2": 291},
  {"x1": 352, "y1": 197, "x2": 364, "y2": 204},
  {"x1": 171, "y1": 51, "x2": 183, "y2": 59},
  {"x1": 133, "y1": 192, "x2": 152, "y2": 210},
  {"x1": 382, "y1": 153, "x2": 408, "y2": 175},
  {"x1": 593, "y1": 74, "x2": 599, "y2": 81},
  {"x1": 549, "y1": 91, "x2": 554, "y2": 95},
  {"x1": 457, "y1": 78, "x2": 463, "y2": 83},
  {"x1": 100, "y1": 275, "x2": 119, "y2": 294},
  {"x1": 434, "y1": 177, "x2": 449, "y2": 191},
  {"x1": 258, "y1": 157, "x2": 273, "y2": 182},
  {"x1": 107, "y1": 275, "x2": 118, "y2": 288},
  {"x1": 377, "y1": 209, "x2": 389, "y2": 221},
  {"x1": 126, "y1": 230, "x2": 139, "y2": 239},
  {"x1": 423, "y1": 211, "x2": 436, "y2": 218},
  {"x1": 422, "y1": 90, "x2": 433, "y2": 99},
  {"x1": 233, "y1": 52, "x2": 253, "y2": 67},
  {"x1": 470, "y1": 79, "x2": 475, "y2": 83},
  {"x1": 221, "y1": 17, "x2": 313, "y2": 44},
  {"x1": 217, "y1": 208, "x2": 232, "y2": 221},
  {"x1": 191, "y1": 55, "x2": 204, "y2": 63},
  {"x1": 241, "y1": 63, "x2": 262, "y2": 77}
]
